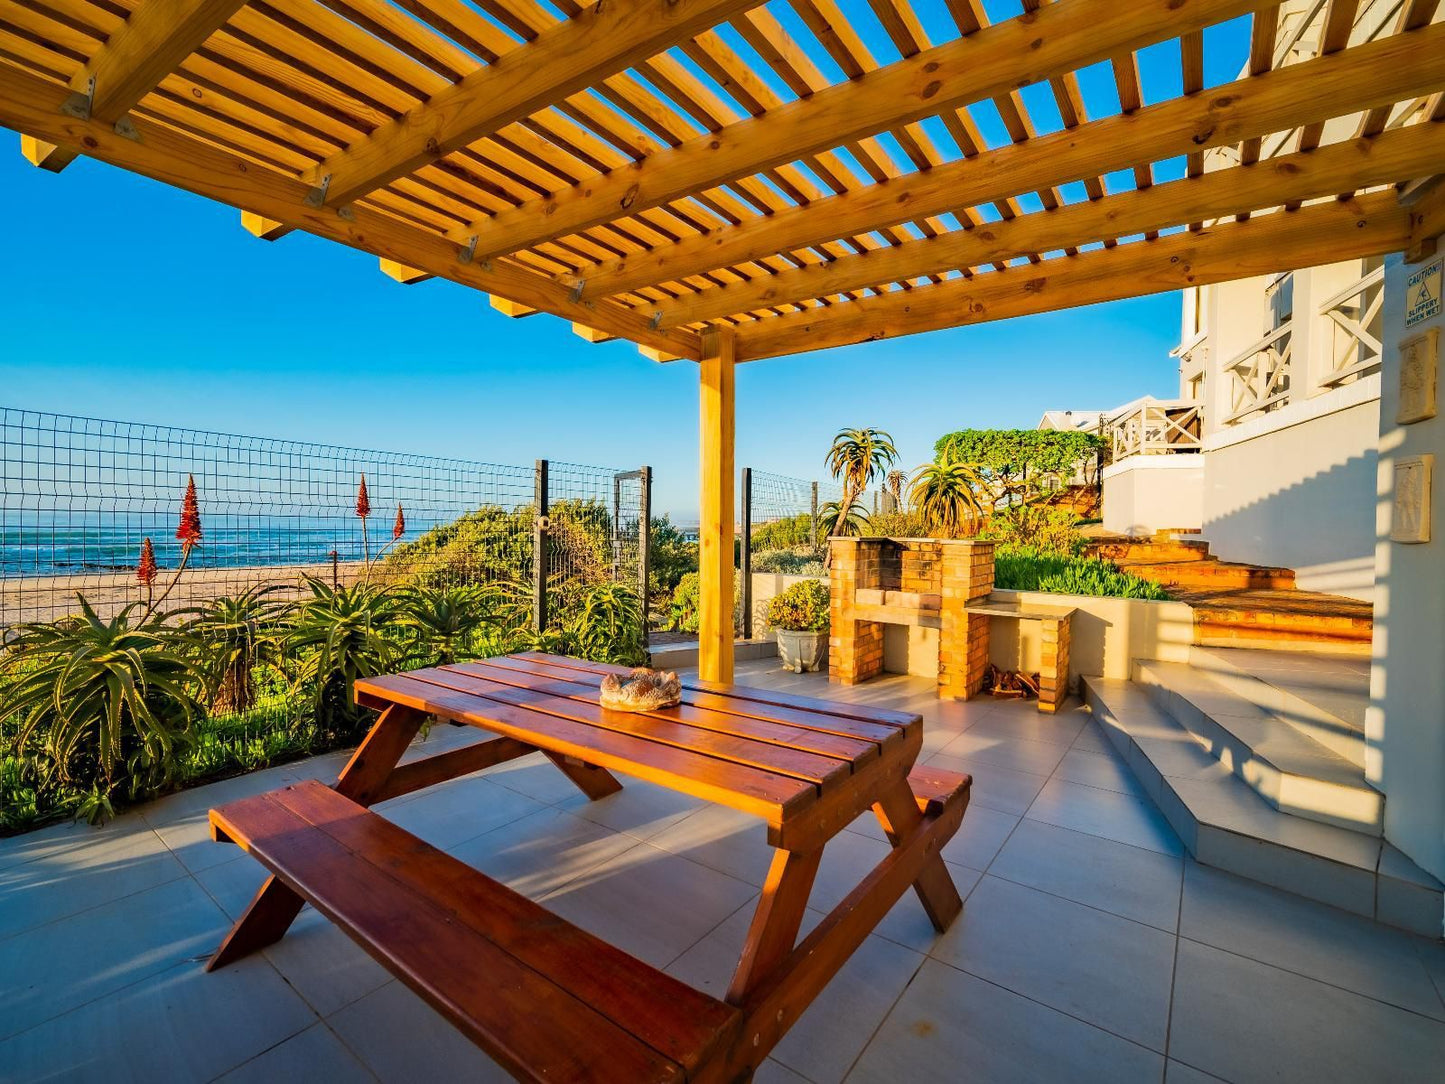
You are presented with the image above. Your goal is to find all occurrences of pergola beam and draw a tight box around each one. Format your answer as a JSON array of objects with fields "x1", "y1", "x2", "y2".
[
  {"x1": 582, "y1": 19, "x2": 1445, "y2": 301},
  {"x1": 306, "y1": 0, "x2": 767, "y2": 209},
  {"x1": 0, "y1": 62, "x2": 702, "y2": 361},
  {"x1": 21, "y1": 0, "x2": 248, "y2": 172},
  {"x1": 732, "y1": 191, "x2": 1411, "y2": 362},
  {"x1": 648, "y1": 121, "x2": 1445, "y2": 328},
  {"x1": 1405, "y1": 177, "x2": 1445, "y2": 263},
  {"x1": 453, "y1": 0, "x2": 1275, "y2": 262},
  {"x1": 241, "y1": 212, "x2": 293, "y2": 242}
]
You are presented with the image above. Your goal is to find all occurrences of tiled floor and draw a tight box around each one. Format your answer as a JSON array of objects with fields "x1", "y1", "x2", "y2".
[{"x1": 2, "y1": 661, "x2": 1443, "y2": 1083}]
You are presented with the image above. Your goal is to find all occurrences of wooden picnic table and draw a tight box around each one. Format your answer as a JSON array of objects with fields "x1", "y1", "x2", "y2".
[{"x1": 206, "y1": 653, "x2": 971, "y2": 1083}]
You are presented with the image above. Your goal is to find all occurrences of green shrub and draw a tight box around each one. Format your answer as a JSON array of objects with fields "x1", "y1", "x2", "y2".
[
  {"x1": 397, "y1": 582, "x2": 502, "y2": 666},
  {"x1": 993, "y1": 545, "x2": 1170, "y2": 601},
  {"x1": 570, "y1": 583, "x2": 647, "y2": 665},
  {"x1": 753, "y1": 548, "x2": 826, "y2": 576},
  {"x1": 766, "y1": 579, "x2": 830, "y2": 632},
  {"x1": 750, "y1": 513, "x2": 815, "y2": 552},
  {"x1": 670, "y1": 571, "x2": 702, "y2": 633},
  {"x1": 982, "y1": 505, "x2": 1084, "y2": 556}
]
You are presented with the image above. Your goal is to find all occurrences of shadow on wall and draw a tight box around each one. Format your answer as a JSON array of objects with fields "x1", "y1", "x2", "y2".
[{"x1": 1202, "y1": 451, "x2": 1377, "y2": 601}]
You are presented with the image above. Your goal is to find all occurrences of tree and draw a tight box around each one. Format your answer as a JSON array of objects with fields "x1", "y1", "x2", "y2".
[
  {"x1": 826, "y1": 427, "x2": 897, "y2": 509},
  {"x1": 908, "y1": 458, "x2": 990, "y2": 539},
  {"x1": 932, "y1": 429, "x2": 1104, "y2": 508}
]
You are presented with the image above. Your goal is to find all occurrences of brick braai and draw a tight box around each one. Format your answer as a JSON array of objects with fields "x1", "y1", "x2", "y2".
[{"x1": 829, "y1": 537, "x2": 995, "y2": 698}]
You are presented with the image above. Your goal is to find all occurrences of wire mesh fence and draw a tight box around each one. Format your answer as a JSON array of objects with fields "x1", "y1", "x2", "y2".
[
  {"x1": 742, "y1": 469, "x2": 884, "y2": 568},
  {"x1": 0, "y1": 407, "x2": 648, "y2": 634}
]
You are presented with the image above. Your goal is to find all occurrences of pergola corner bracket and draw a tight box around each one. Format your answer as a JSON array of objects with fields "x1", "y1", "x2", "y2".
[
  {"x1": 304, "y1": 174, "x2": 331, "y2": 209},
  {"x1": 458, "y1": 235, "x2": 479, "y2": 265},
  {"x1": 59, "y1": 77, "x2": 94, "y2": 121}
]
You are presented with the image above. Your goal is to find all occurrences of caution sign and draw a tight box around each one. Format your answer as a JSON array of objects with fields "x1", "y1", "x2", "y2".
[{"x1": 1406, "y1": 259, "x2": 1442, "y2": 329}]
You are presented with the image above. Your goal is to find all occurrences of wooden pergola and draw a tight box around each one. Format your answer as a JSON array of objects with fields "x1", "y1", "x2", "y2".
[{"x1": 3, "y1": 0, "x2": 1442, "y2": 682}]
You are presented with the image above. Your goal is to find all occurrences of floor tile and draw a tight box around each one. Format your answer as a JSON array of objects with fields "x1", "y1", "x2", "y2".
[
  {"x1": 215, "y1": 1022, "x2": 377, "y2": 1083},
  {"x1": 478, "y1": 751, "x2": 600, "y2": 806},
  {"x1": 1054, "y1": 746, "x2": 1148, "y2": 798},
  {"x1": 989, "y1": 819, "x2": 1184, "y2": 932},
  {"x1": 923, "y1": 751, "x2": 1047, "y2": 816},
  {"x1": 262, "y1": 906, "x2": 394, "y2": 1017},
  {"x1": 648, "y1": 803, "x2": 773, "y2": 886},
  {"x1": 1165, "y1": 1060, "x2": 1229, "y2": 1083},
  {"x1": 375, "y1": 774, "x2": 545, "y2": 852},
  {"x1": 848, "y1": 958, "x2": 1164, "y2": 1084},
  {"x1": 963, "y1": 707, "x2": 1087, "y2": 748},
  {"x1": 667, "y1": 903, "x2": 925, "y2": 1084},
  {"x1": 0, "y1": 824, "x2": 186, "y2": 940},
  {"x1": 927, "y1": 875, "x2": 1177, "y2": 1051},
  {"x1": 540, "y1": 840, "x2": 757, "y2": 968},
  {"x1": 1179, "y1": 861, "x2": 1445, "y2": 1019},
  {"x1": 933, "y1": 730, "x2": 1070, "y2": 777},
  {"x1": 193, "y1": 852, "x2": 269, "y2": 919},
  {"x1": 0, "y1": 957, "x2": 316, "y2": 1083},
  {"x1": 1071, "y1": 720, "x2": 1116, "y2": 756},
  {"x1": 446, "y1": 805, "x2": 636, "y2": 900},
  {"x1": 1169, "y1": 939, "x2": 1445, "y2": 1084},
  {"x1": 328, "y1": 980, "x2": 512, "y2": 1083},
  {"x1": 1027, "y1": 777, "x2": 1183, "y2": 857},
  {"x1": 564, "y1": 777, "x2": 706, "y2": 840},
  {"x1": 755, "y1": 1058, "x2": 813, "y2": 1084},
  {"x1": 869, "y1": 861, "x2": 986, "y2": 954},
  {"x1": 0, "y1": 875, "x2": 230, "y2": 1040}
]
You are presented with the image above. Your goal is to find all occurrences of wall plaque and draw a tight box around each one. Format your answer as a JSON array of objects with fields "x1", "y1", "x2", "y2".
[
  {"x1": 1391, "y1": 455, "x2": 1434, "y2": 545},
  {"x1": 1398, "y1": 327, "x2": 1439, "y2": 425}
]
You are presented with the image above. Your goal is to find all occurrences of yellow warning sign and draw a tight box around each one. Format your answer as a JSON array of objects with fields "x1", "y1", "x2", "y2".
[{"x1": 1406, "y1": 259, "x2": 1442, "y2": 328}]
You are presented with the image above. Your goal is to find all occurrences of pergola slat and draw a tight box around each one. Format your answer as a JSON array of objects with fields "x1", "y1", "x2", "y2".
[
  {"x1": 304, "y1": 0, "x2": 767, "y2": 208},
  {"x1": 576, "y1": 19, "x2": 1445, "y2": 302},
  {"x1": 645, "y1": 120, "x2": 1445, "y2": 329},
  {"x1": 0, "y1": 60, "x2": 703, "y2": 359},
  {"x1": 731, "y1": 190, "x2": 1411, "y2": 362},
  {"x1": 453, "y1": 0, "x2": 1278, "y2": 266},
  {"x1": 22, "y1": 0, "x2": 249, "y2": 170}
]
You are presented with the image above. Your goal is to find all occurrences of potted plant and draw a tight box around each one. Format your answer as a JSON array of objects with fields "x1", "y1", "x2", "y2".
[{"x1": 767, "y1": 579, "x2": 830, "y2": 673}]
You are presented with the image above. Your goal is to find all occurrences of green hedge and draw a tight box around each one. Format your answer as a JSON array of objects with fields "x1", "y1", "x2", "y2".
[{"x1": 993, "y1": 544, "x2": 1170, "y2": 601}]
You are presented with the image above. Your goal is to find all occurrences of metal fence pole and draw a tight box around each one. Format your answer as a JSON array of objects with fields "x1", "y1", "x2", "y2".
[
  {"x1": 611, "y1": 473, "x2": 622, "y2": 580},
  {"x1": 810, "y1": 481, "x2": 819, "y2": 550},
  {"x1": 638, "y1": 466, "x2": 652, "y2": 646},
  {"x1": 533, "y1": 458, "x2": 549, "y2": 632},
  {"x1": 740, "y1": 467, "x2": 752, "y2": 640}
]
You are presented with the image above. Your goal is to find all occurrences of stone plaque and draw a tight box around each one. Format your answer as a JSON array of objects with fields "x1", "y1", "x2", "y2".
[
  {"x1": 1391, "y1": 455, "x2": 1434, "y2": 545},
  {"x1": 1398, "y1": 327, "x2": 1439, "y2": 425}
]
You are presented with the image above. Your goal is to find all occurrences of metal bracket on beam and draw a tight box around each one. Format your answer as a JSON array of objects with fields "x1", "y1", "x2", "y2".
[
  {"x1": 303, "y1": 174, "x2": 331, "y2": 208},
  {"x1": 458, "y1": 235, "x2": 479, "y2": 265},
  {"x1": 648, "y1": 311, "x2": 663, "y2": 331},
  {"x1": 59, "y1": 76, "x2": 95, "y2": 121},
  {"x1": 569, "y1": 279, "x2": 586, "y2": 303},
  {"x1": 113, "y1": 116, "x2": 140, "y2": 142}
]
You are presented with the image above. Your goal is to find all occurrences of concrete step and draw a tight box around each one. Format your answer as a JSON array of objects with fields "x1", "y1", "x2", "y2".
[
  {"x1": 1116, "y1": 559, "x2": 1297, "y2": 591},
  {"x1": 1132, "y1": 660, "x2": 1381, "y2": 834},
  {"x1": 1189, "y1": 602, "x2": 1373, "y2": 654},
  {"x1": 1083, "y1": 675, "x2": 1443, "y2": 937},
  {"x1": 1188, "y1": 647, "x2": 1367, "y2": 769}
]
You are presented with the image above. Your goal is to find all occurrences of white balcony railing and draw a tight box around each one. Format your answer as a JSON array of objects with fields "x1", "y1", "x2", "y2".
[
  {"x1": 1107, "y1": 400, "x2": 1203, "y2": 460},
  {"x1": 1318, "y1": 264, "x2": 1385, "y2": 390},
  {"x1": 1223, "y1": 323, "x2": 1293, "y2": 425}
]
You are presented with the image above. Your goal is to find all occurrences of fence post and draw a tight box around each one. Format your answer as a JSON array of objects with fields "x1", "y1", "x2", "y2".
[
  {"x1": 638, "y1": 466, "x2": 652, "y2": 647},
  {"x1": 533, "y1": 458, "x2": 549, "y2": 632},
  {"x1": 611, "y1": 473, "x2": 622, "y2": 580},
  {"x1": 740, "y1": 467, "x2": 753, "y2": 640},
  {"x1": 810, "y1": 481, "x2": 819, "y2": 550}
]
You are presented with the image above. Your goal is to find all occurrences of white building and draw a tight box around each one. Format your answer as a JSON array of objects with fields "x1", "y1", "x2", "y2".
[{"x1": 1094, "y1": 0, "x2": 1435, "y2": 603}]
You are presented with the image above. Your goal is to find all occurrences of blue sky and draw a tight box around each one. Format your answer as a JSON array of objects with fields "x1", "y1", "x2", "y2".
[{"x1": 0, "y1": 4, "x2": 1254, "y2": 522}]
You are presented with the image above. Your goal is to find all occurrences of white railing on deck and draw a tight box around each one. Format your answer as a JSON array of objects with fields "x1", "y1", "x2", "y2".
[
  {"x1": 1224, "y1": 323, "x2": 1293, "y2": 425},
  {"x1": 1107, "y1": 400, "x2": 1203, "y2": 460},
  {"x1": 1318, "y1": 264, "x2": 1385, "y2": 390}
]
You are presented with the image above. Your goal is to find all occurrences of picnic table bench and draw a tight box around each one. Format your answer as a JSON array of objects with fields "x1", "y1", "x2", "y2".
[{"x1": 207, "y1": 653, "x2": 970, "y2": 1083}]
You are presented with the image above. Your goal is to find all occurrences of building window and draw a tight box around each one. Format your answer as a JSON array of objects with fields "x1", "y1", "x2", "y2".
[{"x1": 1266, "y1": 273, "x2": 1294, "y2": 331}]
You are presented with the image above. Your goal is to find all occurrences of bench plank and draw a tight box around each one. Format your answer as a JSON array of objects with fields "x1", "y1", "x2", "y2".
[{"x1": 211, "y1": 781, "x2": 739, "y2": 1084}]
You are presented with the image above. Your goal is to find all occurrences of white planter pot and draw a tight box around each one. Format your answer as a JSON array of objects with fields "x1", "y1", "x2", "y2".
[{"x1": 776, "y1": 628, "x2": 828, "y2": 673}]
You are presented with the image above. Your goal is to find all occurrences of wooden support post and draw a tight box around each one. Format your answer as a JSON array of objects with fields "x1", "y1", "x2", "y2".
[
  {"x1": 699, "y1": 330, "x2": 736, "y2": 684},
  {"x1": 727, "y1": 847, "x2": 822, "y2": 1003}
]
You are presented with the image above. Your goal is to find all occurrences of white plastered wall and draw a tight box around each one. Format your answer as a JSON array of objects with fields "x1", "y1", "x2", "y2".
[{"x1": 1102, "y1": 457, "x2": 1205, "y2": 536}]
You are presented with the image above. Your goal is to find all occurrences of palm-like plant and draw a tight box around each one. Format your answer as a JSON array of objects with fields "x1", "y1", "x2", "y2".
[
  {"x1": 285, "y1": 577, "x2": 404, "y2": 739},
  {"x1": 571, "y1": 582, "x2": 646, "y2": 665},
  {"x1": 819, "y1": 498, "x2": 871, "y2": 538},
  {"x1": 179, "y1": 584, "x2": 291, "y2": 714},
  {"x1": 825, "y1": 427, "x2": 898, "y2": 511},
  {"x1": 0, "y1": 596, "x2": 204, "y2": 809},
  {"x1": 909, "y1": 457, "x2": 990, "y2": 539},
  {"x1": 397, "y1": 583, "x2": 498, "y2": 666}
]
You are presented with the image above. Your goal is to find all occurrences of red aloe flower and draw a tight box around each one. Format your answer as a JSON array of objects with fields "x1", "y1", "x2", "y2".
[
  {"x1": 136, "y1": 537, "x2": 158, "y2": 586},
  {"x1": 392, "y1": 503, "x2": 405, "y2": 540},
  {"x1": 356, "y1": 474, "x2": 371, "y2": 519},
  {"x1": 176, "y1": 475, "x2": 202, "y2": 548}
]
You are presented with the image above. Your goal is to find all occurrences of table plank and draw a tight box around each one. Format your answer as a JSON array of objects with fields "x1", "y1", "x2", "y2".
[
  {"x1": 490, "y1": 655, "x2": 903, "y2": 748},
  {"x1": 405, "y1": 667, "x2": 851, "y2": 791},
  {"x1": 512, "y1": 653, "x2": 920, "y2": 729},
  {"x1": 356, "y1": 673, "x2": 816, "y2": 826},
  {"x1": 446, "y1": 660, "x2": 878, "y2": 766}
]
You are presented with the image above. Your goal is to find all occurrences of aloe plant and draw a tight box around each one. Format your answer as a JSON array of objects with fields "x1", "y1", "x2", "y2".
[
  {"x1": 397, "y1": 583, "x2": 498, "y2": 666},
  {"x1": 0, "y1": 596, "x2": 205, "y2": 812},
  {"x1": 179, "y1": 584, "x2": 291, "y2": 714},
  {"x1": 571, "y1": 582, "x2": 646, "y2": 665}
]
